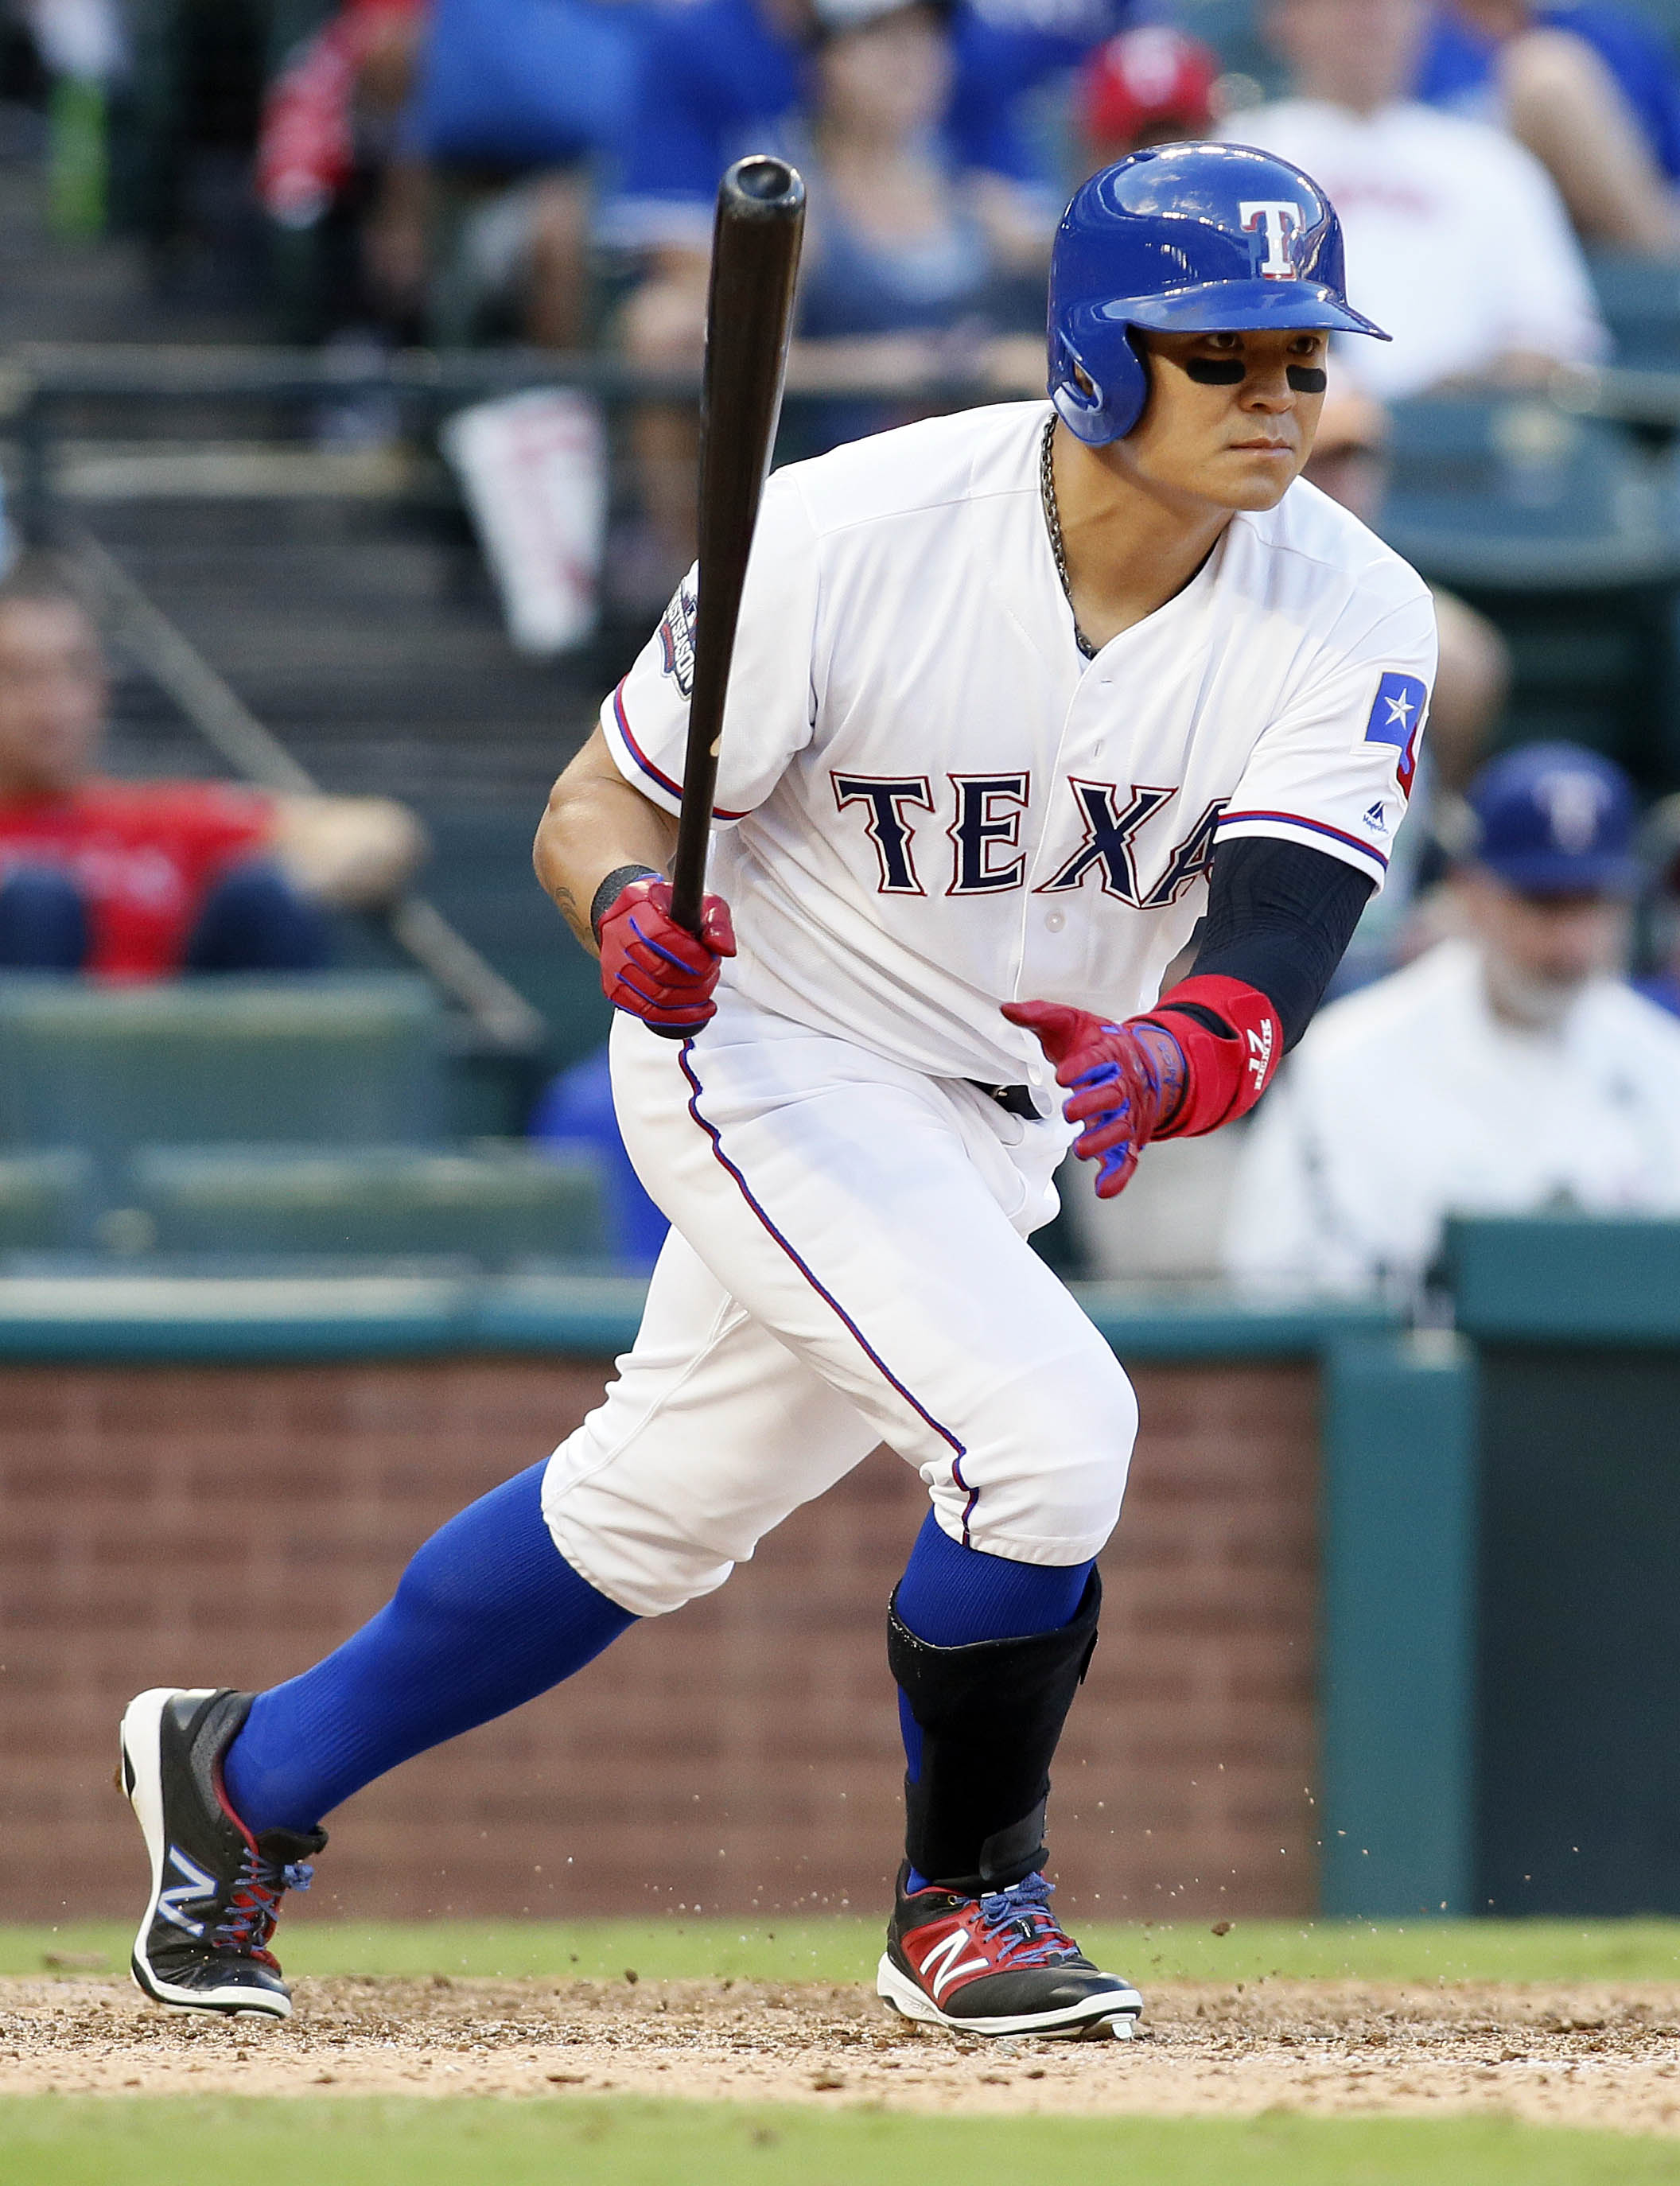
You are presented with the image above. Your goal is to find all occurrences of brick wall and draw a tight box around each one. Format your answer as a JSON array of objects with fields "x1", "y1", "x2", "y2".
[{"x1": 0, "y1": 1356, "x2": 1319, "y2": 1924}]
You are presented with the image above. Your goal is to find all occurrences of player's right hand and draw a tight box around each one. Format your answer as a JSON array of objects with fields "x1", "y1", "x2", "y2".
[
  {"x1": 596, "y1": 873, "x2": 737, "y2": 1033},
  {"x1": 1002, "y1": 999, "x2": 1187, "y2": 1200}
]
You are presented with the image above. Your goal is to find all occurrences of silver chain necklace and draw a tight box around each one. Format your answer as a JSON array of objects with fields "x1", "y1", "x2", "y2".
[{"x1": 1040, "y1": 416, "x2": 1096, "y2": 659}]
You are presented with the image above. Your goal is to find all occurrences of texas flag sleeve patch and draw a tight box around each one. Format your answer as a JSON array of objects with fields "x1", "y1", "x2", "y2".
[{"x1": 1363, "y1": 671, "x2": 1429, "y2": 799}]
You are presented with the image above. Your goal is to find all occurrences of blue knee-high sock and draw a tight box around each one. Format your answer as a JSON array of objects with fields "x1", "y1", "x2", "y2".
[
  {"x1": 222, "y1": 1462, "x2": 634, "y2": 1834},
  {"x1": 894, "y1": 1509, "x2": 1094, "y2": 1889}
]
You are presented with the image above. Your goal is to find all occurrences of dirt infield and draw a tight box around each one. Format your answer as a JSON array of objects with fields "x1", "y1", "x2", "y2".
[{"x1": 5, "y1": 1974, "x2": 1680, "y2": 2131}]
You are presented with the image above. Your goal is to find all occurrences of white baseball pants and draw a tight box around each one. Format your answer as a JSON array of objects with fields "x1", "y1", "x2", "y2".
[{"x1": 540, "y1": 997, "x2": 1138, "y2": 1617}]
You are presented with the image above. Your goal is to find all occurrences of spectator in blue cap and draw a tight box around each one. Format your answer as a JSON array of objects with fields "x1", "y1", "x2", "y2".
[{"x1": 1223, "y1": 741, "x2": 1680, "y2": 1297}]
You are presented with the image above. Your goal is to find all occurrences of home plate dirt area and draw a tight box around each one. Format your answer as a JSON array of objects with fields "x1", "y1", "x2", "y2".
[{"x1": 5, "y1": 1975, "x2": 1680, "y2": 2131}]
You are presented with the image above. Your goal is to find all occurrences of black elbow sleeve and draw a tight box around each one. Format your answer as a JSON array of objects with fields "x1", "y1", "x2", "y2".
[{"x1": 1185, "y1": 837, "x2": 1374, "y2": 1051}]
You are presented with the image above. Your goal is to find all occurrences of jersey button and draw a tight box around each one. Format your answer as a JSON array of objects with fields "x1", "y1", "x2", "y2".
[{"x1": 1044, "y1": 909, "x2": 1066, "y2": 933}]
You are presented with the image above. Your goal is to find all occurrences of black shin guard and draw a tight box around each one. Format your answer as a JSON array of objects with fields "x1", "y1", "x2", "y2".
[{"x1": 888, "y1": 1571, "x2": 1102, "y2": 1894}]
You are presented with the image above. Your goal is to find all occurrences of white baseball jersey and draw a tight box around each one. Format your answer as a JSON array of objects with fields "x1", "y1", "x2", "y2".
[{"x1": 602, "y1": 400, "x2": 1437, "y2": 1087}]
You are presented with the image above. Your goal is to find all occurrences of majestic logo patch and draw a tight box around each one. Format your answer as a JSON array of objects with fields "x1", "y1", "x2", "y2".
[
  {"x1": 1363, "y1": 671, "x2": 1428, "y2": 799},
  {"x1": 656, "y1": 579, "x2": 697, "y2": 698},
  {"x1": 1239, "y1": 200, "x2": 1304, "y2": 279},
  {"x1": 1364, "y1": 799, "x2": 1389, "y2": 834}
]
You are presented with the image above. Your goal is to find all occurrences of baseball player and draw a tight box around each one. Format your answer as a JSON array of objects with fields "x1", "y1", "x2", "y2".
[{"x1": 117, "y1": 143, "x2": 1434, "y2": 2041}]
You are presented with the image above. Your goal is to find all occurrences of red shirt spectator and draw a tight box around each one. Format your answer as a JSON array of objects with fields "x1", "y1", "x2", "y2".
[
  {"x1": 0, "y1": 558, "x2": 423, "y2": 979},
  {"x1": 0, "y1": 780, "x2": 278, "y2": 977}
]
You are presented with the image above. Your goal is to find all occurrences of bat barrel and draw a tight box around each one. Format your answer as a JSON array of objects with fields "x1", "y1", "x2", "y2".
[{"x1": 667, "y1": 158, "x2": 806, "y2": 937}]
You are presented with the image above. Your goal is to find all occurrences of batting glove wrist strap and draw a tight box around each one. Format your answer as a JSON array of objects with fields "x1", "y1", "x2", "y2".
[
  {"x1": 589, "y1": 863, "x2": 661, "y2": 945},
  {"x1": 596, "y1": 873, "x2": 737, "y2": 1032},
  {"x1": 1141, "y1": 973, "x2": 1282, "y2": 1138}
]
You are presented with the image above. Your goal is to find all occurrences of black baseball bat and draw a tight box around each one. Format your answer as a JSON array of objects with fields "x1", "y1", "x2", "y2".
[{"x1": 665, "y1": 155, "x2": 806, "y2": 948}]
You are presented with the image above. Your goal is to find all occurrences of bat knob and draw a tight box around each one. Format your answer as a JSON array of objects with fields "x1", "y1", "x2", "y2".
[{"x1": 721, "y1": 155, "x2": 806, "y2": 220}]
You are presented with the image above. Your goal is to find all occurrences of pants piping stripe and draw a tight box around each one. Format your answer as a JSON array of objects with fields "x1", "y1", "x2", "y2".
[{"x1": 677, "y1": 1040, "x2": 978, "y2": 1542}]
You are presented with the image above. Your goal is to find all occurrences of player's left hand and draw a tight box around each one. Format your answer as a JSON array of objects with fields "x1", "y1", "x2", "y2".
[
  {"x1": 597, "y1": 873, "x2": 737, "y2": 1033},
  {"x1": 1002, "y1": 1000, "x2": 1188, "y2": 1199}
]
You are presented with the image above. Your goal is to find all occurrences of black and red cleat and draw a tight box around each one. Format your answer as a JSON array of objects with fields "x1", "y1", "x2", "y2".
[
  {"x1": 877, "y1": 1863, "x2": 1142, "y2": 2040},
  {"x1": 119, "y1": 1687, "x2": 325, "y2": 2019}
]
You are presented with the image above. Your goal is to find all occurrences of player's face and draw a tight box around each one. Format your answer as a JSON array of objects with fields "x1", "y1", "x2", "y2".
[
  {"x1": 1113, "y1": 328, "x2": 1330, "y2": 514},
  {"x1": 0, "y1": 599, "x2": 107, "y2": 797}
]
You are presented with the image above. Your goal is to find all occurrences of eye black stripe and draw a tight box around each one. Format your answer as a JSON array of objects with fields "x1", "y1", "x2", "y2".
[
  {"x1": 1287, "y1": 366, "x2": 1328, "y2": 393},
  {"x1": 1184, "y1": 358, "x2": 1245, "y2": 385}
]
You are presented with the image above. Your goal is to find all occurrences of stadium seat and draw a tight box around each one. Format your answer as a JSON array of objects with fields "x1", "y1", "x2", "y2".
[
  {"x1": 1379, "y1": 397, "x2": 1680, "y2": 780},
  {"x1": 0, "y1": 975, "x2": 446, "y2": 1173},
  {"x1": 414, "y1": 804, "x2": 613, "y2": 1075},
  {"x1": 529, "y1": 1048, "x2": 669, "y2": 1274},
  {"x1": 1588, "y1": 251, "x2": 1680, "y2": 371},
  {"x1": 0, "y1": 1150, "x2": 95, "y2": 1251},
  {"x1": 1379, "y1": 396, "x2": 1678, "y2": 580},
  {"x1": 124, "y1": 1142, "x2": 608, "y2": 1265}
]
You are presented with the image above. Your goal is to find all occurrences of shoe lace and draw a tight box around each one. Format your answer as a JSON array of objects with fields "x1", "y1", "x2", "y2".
[
  {"x1": 972, "y1": 1873, "x2": 1083, "y2": 1970},
  {"x1": 211, "y1": 1847, "x2": 313, "y2": 1966}
]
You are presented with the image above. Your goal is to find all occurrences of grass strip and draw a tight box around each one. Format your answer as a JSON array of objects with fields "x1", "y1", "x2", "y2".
[
  {"x1": 3, "y1": 2096, "x2": 1680, "y2": 2186},
  {"x1": 9, "y1": 1917, "x2": 1680, "y2": 1988}
]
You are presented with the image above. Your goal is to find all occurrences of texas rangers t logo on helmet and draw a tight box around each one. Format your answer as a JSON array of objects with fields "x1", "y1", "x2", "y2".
[{"x1": 1239, "y1": 200, "x2": 1303, "y2": 279}]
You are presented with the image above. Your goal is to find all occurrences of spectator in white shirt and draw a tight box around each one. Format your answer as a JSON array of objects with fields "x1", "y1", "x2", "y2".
[
  {"x1": 1224, "y1": 742, "x2": 1680, "y2": 1297},
  {"x1": 1223, "y1": 0, "x2": 1608, "y2": 399}
]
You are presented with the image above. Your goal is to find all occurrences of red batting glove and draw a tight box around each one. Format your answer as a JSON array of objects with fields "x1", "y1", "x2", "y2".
[
  {"x1": 597, "y1": 874, "x2": 736, "y2": 1033},
  {"x1": 1001, "y1": 1000, "x2": 1188, "y2": 1200}
]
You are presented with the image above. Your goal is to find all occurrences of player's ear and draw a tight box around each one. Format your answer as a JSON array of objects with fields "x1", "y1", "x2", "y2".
[{"x1": 1122, "y1": 328, "x2": 1161, "y2": 430}]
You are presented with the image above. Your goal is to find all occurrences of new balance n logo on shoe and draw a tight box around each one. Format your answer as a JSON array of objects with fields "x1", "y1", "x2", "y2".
[
  {"x1": 916, "y1": 1925, "x2": 990, "y2": 2001},
  {"x1": 157, "y1": 1846, "x2": 219, "y2": 1937}
]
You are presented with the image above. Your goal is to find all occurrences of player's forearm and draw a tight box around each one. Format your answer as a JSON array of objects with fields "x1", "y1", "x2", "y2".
[{"x1": 534, "y1": 728, "x2": 680, "y2": 956}]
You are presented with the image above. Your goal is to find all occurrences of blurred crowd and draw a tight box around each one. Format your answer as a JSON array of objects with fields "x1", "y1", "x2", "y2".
[
  {"x1": 15, "y1": 0, "x2": 1677, "y2": 608},
  {"x1": 19, "y1": 6, "x2": 1675, "y2": 439},
  {"x1": 276, "y1": 0, "x2": 1659, "y2": 594},
  {"x1": 9, "y1": 0, "x2": 1680, "y2": 1298}
]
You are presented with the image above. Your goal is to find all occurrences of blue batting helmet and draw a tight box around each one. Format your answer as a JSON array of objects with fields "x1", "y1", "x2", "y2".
[{"x1": 1048, "y1": 142, "x2": 1390, "y2": 446}]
